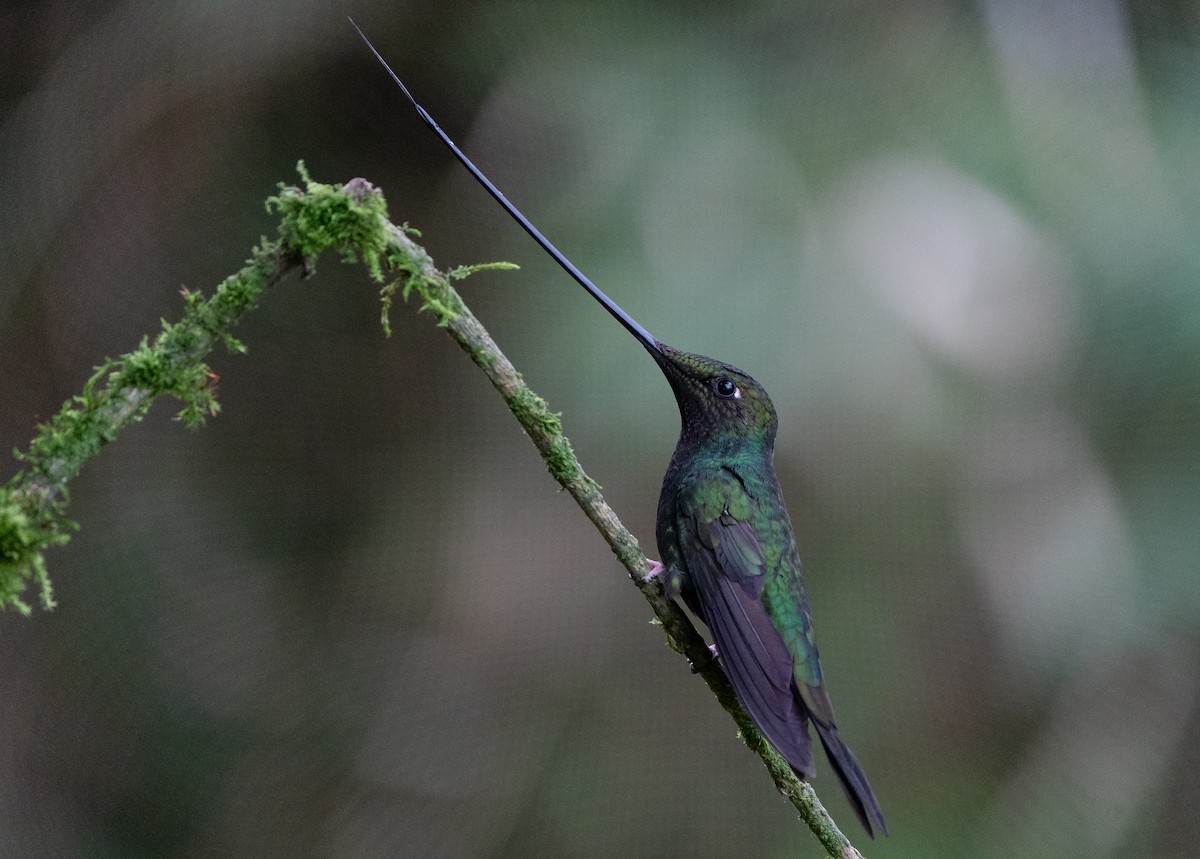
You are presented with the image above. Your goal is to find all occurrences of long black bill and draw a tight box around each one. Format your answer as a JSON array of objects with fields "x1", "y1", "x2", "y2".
[{"x1": 350, "y1": 19, "x2": 661, "y2": 357}]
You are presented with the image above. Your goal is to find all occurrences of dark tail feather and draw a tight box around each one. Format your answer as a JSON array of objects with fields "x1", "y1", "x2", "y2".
[{"x1": 811, "y1": 719, "x2": 888, "y2": 838}]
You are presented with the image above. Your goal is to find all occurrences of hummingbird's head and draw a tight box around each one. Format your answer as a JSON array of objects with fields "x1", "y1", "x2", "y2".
[{"x1": 650, "y1": 342, "x2": 778, "y2": 447}]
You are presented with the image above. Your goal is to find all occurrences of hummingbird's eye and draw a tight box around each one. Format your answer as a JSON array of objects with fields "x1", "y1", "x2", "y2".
[{"x1": 713, "y1": 377, "x2": 740, "y2": 399}]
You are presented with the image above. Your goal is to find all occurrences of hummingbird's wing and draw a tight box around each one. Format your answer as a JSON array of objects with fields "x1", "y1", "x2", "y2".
[
  {"x1": 675, "y1": 468, "x2": 888, "y2": 838},
  {"x1": 675, "y1": 470, "x2": 816, "y2": 777}
]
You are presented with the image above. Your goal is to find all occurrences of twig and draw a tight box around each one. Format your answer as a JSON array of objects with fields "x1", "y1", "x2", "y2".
[{"x1": 0, "y1": 169, "x2": 863, "y2": 858}]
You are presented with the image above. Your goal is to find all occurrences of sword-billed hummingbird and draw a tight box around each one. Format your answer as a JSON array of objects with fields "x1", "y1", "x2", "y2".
[{"x1": 352, "y1": 21, "x2": 887, "y2": 838}]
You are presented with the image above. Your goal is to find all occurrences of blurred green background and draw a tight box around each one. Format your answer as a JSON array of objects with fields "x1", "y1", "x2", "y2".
[{"x1": 3, "y1": 1, "x2": 1200, "y2": 856}]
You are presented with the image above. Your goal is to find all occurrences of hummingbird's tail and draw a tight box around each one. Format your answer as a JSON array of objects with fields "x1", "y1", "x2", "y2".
[{"x1": 811, "y1": 718, "x2": 889, "y2": 839}]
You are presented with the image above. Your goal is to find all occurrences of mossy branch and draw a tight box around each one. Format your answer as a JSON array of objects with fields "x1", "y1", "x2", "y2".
[{"x1": 0, "y1": 168, "x2": 863, "y2": 858}]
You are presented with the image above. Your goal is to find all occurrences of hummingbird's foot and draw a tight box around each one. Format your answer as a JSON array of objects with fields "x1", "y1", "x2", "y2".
[
  {"x1": 641, "y1": 559, "x2": 665, "y2": 583},
  {"x1": 688, "y1": 644, "x2": 719, "y2": 674}
]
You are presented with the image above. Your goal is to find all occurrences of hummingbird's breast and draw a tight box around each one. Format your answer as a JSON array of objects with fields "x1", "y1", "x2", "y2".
[{"x1": 654, "y1": 442, "x2": 777, "y2": 566}]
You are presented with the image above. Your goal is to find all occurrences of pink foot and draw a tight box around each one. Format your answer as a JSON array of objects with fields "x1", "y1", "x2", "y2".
[{"x1": 641, "y1": 559, "x2": 665, "y2": 583}]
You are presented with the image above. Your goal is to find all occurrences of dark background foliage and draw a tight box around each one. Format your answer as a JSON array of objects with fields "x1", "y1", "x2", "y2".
[{"x1": 3, "y1": 1, "x2": 1200, "y2": 856}]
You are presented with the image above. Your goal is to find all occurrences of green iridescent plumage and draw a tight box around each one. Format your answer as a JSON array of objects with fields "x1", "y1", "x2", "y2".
[
  {"x1": 354, "y1": 27, "x2": 886, "y2": 837},
  {"x1": 651, "y1": 346, "x2": 885, "y2": 837}
]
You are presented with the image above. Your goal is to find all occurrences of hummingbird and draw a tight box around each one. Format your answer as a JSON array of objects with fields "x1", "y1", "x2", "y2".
[{"x1": 352, "y1": 21, "x2": 887, "y2": 838}]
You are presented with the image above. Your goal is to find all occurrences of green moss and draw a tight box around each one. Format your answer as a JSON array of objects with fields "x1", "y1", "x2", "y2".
[
  {"x1": 448, "y1": 261, "x2": 519, "y2": 280},
  {"x1": 377, "y1": 226, "x2": 516, "y2": 336},
  {"x1": 507, "y1": 386, "x2": 559, "y2": 434},
  {"x1": 269, "y1": 162, "x2": 391, "y2": 282},
  {"x1": 545, "y1": 436, "x2": 581, "y2": 484},
  {"x1": 0, "y1": 165, "x2": 533, "y2": 614},
  {"x1": 379, "y1": 254, "x2": 452, "y2": 332},
  {"x1": 501, "y1": 387, "x2": 600, "y2": 491},
  {"x1": 0, "y1": 166, "x2": 421, "y2": 612},
  {"x1": 0, "y1": 493, "x2": 65, "y2": 614}
]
